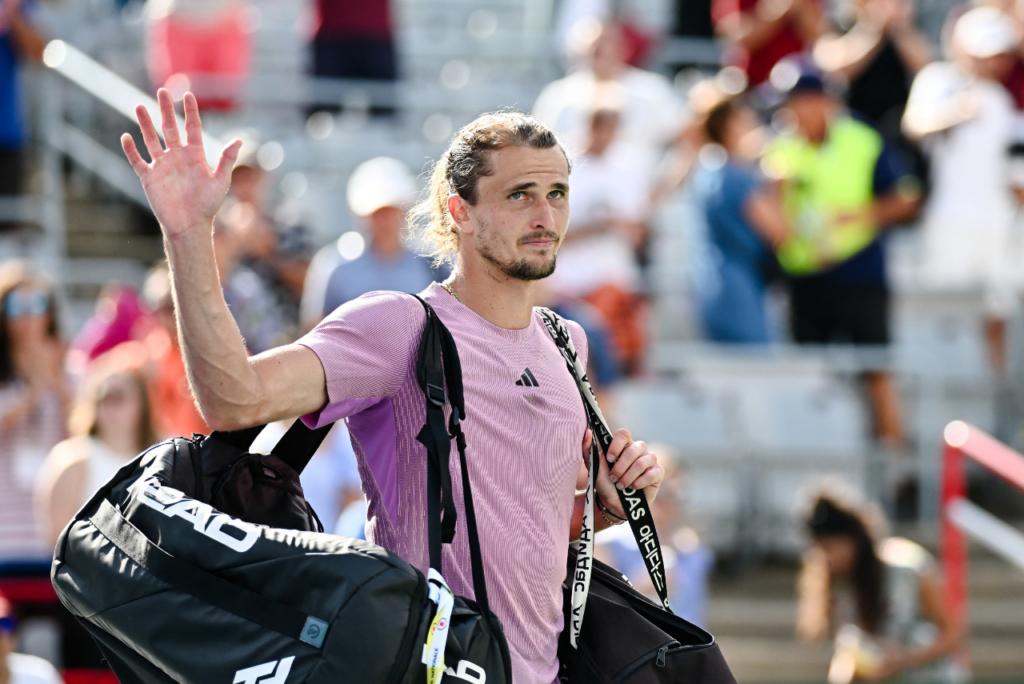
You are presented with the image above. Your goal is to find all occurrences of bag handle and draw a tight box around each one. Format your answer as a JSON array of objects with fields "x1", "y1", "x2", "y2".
[
  {"x1": 411, "y1": 295, "x2": 493, "y2": 617},
  {"x1": 271, "y1": 421, "x2": 335, "y2": 473},
  {"x1": 209, "y1": 419, "x2": 335, "y2": 476},
  {"x1": 89, "y1": 498, "x2": 329, "y2": 648},
  {"x1": 535, "y1": 308, "x2": 672, "y2": 645}
]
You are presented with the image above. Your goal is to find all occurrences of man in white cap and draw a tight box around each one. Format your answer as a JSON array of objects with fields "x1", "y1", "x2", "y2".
[
  {"x1": 300, "y1": 157, "x2": 440, "y2": 329},
  {"x1": 903, "y1": 5, "x2": 1021, "y2": 371}
]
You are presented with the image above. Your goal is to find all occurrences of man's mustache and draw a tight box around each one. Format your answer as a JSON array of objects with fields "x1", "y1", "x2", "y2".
[{"x1": 517, "y1": 231, "x2": 561, "y2": 246}]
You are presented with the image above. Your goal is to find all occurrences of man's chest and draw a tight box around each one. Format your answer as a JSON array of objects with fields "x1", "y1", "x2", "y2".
[{"x1": 450, "y1": 330, "x2": 587, "y2": 478}]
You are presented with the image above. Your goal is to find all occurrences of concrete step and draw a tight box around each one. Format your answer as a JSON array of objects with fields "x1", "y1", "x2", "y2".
[
  {"x1": 707, "y1": 597, "x2": 1024, "y2": 638},
  {"x1": 716, "y1": 637, "x2": 831, "y2": 683},
  {"x1": 716, "y1": 635, "x2": 1024, "y2": 682},
  {"x1": 707, "y1": 554, "x2": 1024, "y2": 681}
]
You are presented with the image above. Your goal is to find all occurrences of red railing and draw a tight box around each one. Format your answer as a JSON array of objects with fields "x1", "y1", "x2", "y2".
[{"x1": 941, "y1": 420, "x2": 1024, "y2": 627}]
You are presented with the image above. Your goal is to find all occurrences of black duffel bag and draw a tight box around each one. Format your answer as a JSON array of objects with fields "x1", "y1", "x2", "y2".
[
  {"x1": 558, "y1": 549, "x2": 736, "y2": 683},
  {"x1": 51, "y1": 297, "x2": 511, "y2": 684}
]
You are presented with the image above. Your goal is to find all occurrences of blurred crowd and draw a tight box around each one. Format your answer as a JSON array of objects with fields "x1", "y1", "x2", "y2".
[{"x1": 1, "y1": 0, "x2": 1021, "y2": 679}]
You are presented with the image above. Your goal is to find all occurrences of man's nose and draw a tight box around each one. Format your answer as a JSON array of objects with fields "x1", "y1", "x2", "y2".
[{"x1": 532, "y1": 198, "x2": 555, "y2": 230}]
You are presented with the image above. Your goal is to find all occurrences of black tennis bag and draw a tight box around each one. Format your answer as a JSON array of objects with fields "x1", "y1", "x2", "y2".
[{"x1": 51, "y1": 298, "x2": 511, "y2": 684}]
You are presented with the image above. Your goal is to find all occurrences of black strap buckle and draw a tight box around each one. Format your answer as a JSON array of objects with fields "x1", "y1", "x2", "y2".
[{"x1": 426, "y1": 382, "x2": 446, "y2": 407}]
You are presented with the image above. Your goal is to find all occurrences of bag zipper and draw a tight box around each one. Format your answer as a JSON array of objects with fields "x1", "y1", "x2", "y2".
[{"x1": 610, "y1": 640, "x2": 698, "y2": 684}]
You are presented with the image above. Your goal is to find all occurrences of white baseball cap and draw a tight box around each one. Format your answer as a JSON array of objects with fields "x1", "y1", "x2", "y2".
[
  {"x1": 346, "y1": 157, "x2": 419, "y2": 217},
  {"x1": 954, "y1": 7, "x2": 1020, "y2": 59}
]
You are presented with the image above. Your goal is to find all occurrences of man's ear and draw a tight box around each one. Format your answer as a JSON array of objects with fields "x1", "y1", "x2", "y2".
[{"x1": 447, "y1": 194, "x2": 474, "y2": 234}]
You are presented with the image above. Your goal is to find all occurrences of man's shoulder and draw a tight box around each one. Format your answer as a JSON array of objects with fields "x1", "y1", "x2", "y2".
[
  {"x1": 834, "y1": 115, "x2": 884, "y2": 150},
  {"x1": 533, "y1": 307, "x2": 588, "y2": 353},
  {"x1": 333, "y1": 288, "x2": 429, "y2": 319}
]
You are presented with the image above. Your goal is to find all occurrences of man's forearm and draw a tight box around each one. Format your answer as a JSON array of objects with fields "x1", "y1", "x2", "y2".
[{"x1": 165, "y1": 226, "x2": 264, "y2": 430}]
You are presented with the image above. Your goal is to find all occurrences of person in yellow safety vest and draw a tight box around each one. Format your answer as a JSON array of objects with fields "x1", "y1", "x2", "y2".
[{"x1": 762, "y1": 60, "x2": 921, "y2": 448}]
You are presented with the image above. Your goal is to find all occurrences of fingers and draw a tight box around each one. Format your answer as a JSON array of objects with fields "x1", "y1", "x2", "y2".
[
  {"x1": 121, "y1": 134, "x2": 148, "y2": 176},
  {"x1": 183, "y1": 92, "x2": 204, "y2": 148},
  {"x1": 135, "y1": 104, "x2": 164, "y2": 161},
  {"x1": 609, "y1": 440, "x2": 646, "y2": 482},
  {"x1": 214, "y1": 138, "x2": 244, "y2": 183},
  {"x1": 581, "y1": 428, "x2": 593, "y2": 456},
  {"x1": 622, "y1": 458, "x2": 663, "y2": 492},
  {"x1": 608, "y1": 439, "x2": 664, "y2": 491},
  {"x1": 157, "y1": 88, "x2": 181, "y2": 148},
  {"x1": 605, "y1": 428, "x2": 633, "y2": 464}
]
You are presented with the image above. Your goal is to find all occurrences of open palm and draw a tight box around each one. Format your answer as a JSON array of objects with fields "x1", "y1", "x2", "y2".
[{"x1": 121, "y1": 88, "x2": 242, "y2": 240}]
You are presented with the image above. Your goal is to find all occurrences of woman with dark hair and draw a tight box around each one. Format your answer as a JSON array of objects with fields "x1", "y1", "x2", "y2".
[
  {"x1": 0, "y1": 260, "x2": 69, "y2": 566},
  {"x1": 798, "y1": 491, "x2": 967, "y2": 683},
  {"x1": 36, "y1": 349, "x2": 157, "y2": 546},
  {"x1": 691, "y1": 90, "x2": 790, "y2": 343}
]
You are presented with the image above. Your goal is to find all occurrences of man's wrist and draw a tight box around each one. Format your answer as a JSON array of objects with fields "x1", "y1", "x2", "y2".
[
  {"x1": 163, "y1": 222, "x2": 216, "y2": 260},
  {"x1": 597, "y1": 495, "x2": 627, "y2": 524}
]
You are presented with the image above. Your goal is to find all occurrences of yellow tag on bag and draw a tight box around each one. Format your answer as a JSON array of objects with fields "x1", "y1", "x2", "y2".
[{"x1": 422, "y1": 568, "x2": 455, "y2": 684}]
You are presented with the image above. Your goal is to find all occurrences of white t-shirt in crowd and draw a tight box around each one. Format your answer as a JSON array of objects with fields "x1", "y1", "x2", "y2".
[
  {"x1": 532, "y1": 66, "x2": 683, "y2": 171},
  {"x1": 546, "y1": 143, "x2": 648, "y2": 296},
  {"x1": 910, "y1": 62, "x2": 1020, "y2": 314},
  {"x1": 7, "y1": 653, "x2": 64, "y2": 684}
]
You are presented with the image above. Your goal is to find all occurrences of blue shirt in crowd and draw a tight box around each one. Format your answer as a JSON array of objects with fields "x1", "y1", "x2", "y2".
[
  {"x1": 0, "y1": 21, "x2": 26, "y2": 149},
  {"x1": 322, "y1": 247, "x2": 437, "y2": 317},
  {"x1": 693, "y1": 160, "x2": 772, "y2": 344}
]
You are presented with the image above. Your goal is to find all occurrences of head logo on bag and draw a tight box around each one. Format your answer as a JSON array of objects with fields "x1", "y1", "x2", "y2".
[
  {"x1": 233, "y1": 656, "x2": 294, "y2": 684},
  {"x1": 445, "y1": 660, "x2": 487, "y2": 683},
  {"x1": 233, "y1": 655, "x2": 294, "y2": 679},
  {"x1": 130, "y1": 475, "x2": 259, "y2": 553}
]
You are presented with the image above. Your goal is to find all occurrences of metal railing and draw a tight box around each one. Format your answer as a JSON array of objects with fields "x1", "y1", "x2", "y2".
[{"x1": 940, "y1": 420, "x2": 1024, "y2": 629}]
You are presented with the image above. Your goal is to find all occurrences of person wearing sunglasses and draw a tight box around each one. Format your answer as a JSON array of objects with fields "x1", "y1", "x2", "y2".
[
  {"x1": 0, "y1": 260, "x2": 69, "y2": 569},
  {"x1": 36, "y1": 353, "x2": 158, "y2": 547},
  {"x1": 0, "y1": 593, "x2": 64, "y2": 684}
]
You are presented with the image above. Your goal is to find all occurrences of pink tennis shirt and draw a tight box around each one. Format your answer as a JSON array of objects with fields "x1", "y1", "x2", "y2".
[{"x1": 298, "y1": 282, "x2": 589, "y2": 684}]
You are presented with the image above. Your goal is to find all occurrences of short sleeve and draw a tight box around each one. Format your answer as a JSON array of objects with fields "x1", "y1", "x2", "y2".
[
  {"x1": 872, "y1": 142, "x2": 914, "y2": 195},
  {"x1": 297, "y1": 291, "x2": 426, "y2": 427}
]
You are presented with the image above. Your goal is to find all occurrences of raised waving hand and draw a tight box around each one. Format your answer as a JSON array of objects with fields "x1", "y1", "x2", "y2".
[{"x1": 121, "y1": 89, "x2": 242, "y2": 240}]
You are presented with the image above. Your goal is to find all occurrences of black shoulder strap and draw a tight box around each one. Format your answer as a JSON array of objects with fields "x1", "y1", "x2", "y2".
[
  {"x1": 535, "y1": 308, "x2": 672, "y2": 622},
  {"x1": 272, "y1": 421, "x2": 335, "y2": 473},
  {"x1": 413, "y1": 297, "x2": 459, "y2": 560},
  {"x1": 411, "y1": 294, "x2": 492, "y2": 617},
  {"x1": 209, "y1": 419, "x2": 334, "y2": 477}
]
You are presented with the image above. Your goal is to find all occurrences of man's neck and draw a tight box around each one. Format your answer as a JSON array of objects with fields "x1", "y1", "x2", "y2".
[{"x1": 447, "y1": 264, "x2": 536, "y2": 330}]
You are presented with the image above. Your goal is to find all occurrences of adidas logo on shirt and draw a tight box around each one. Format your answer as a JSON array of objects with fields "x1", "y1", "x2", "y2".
[{"x1": 515, "y1": 368, "x2": 539, "y2": 387}]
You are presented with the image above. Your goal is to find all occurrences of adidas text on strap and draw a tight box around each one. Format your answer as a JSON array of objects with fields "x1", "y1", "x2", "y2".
[{"x1": 536, "y1": 308, "x2": 672, "y2": 645}]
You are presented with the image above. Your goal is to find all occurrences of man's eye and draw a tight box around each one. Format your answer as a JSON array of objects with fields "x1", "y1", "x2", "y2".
[
  {"x1": 509, "y1": 191, "x2": 525, "y2": 200},
  {"x1": 549, "y1": 190, "x2": 565, "y2": 199}
]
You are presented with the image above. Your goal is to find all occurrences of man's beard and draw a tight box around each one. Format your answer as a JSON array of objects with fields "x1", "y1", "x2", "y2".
[{"x1": 477, "y1": 226, "x2": 559, "y2": 281}]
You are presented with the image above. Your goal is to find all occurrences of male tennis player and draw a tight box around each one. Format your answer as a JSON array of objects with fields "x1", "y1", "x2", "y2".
[{"x1": 121, "y1": 89, "x2": 665, "y2": 684}]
